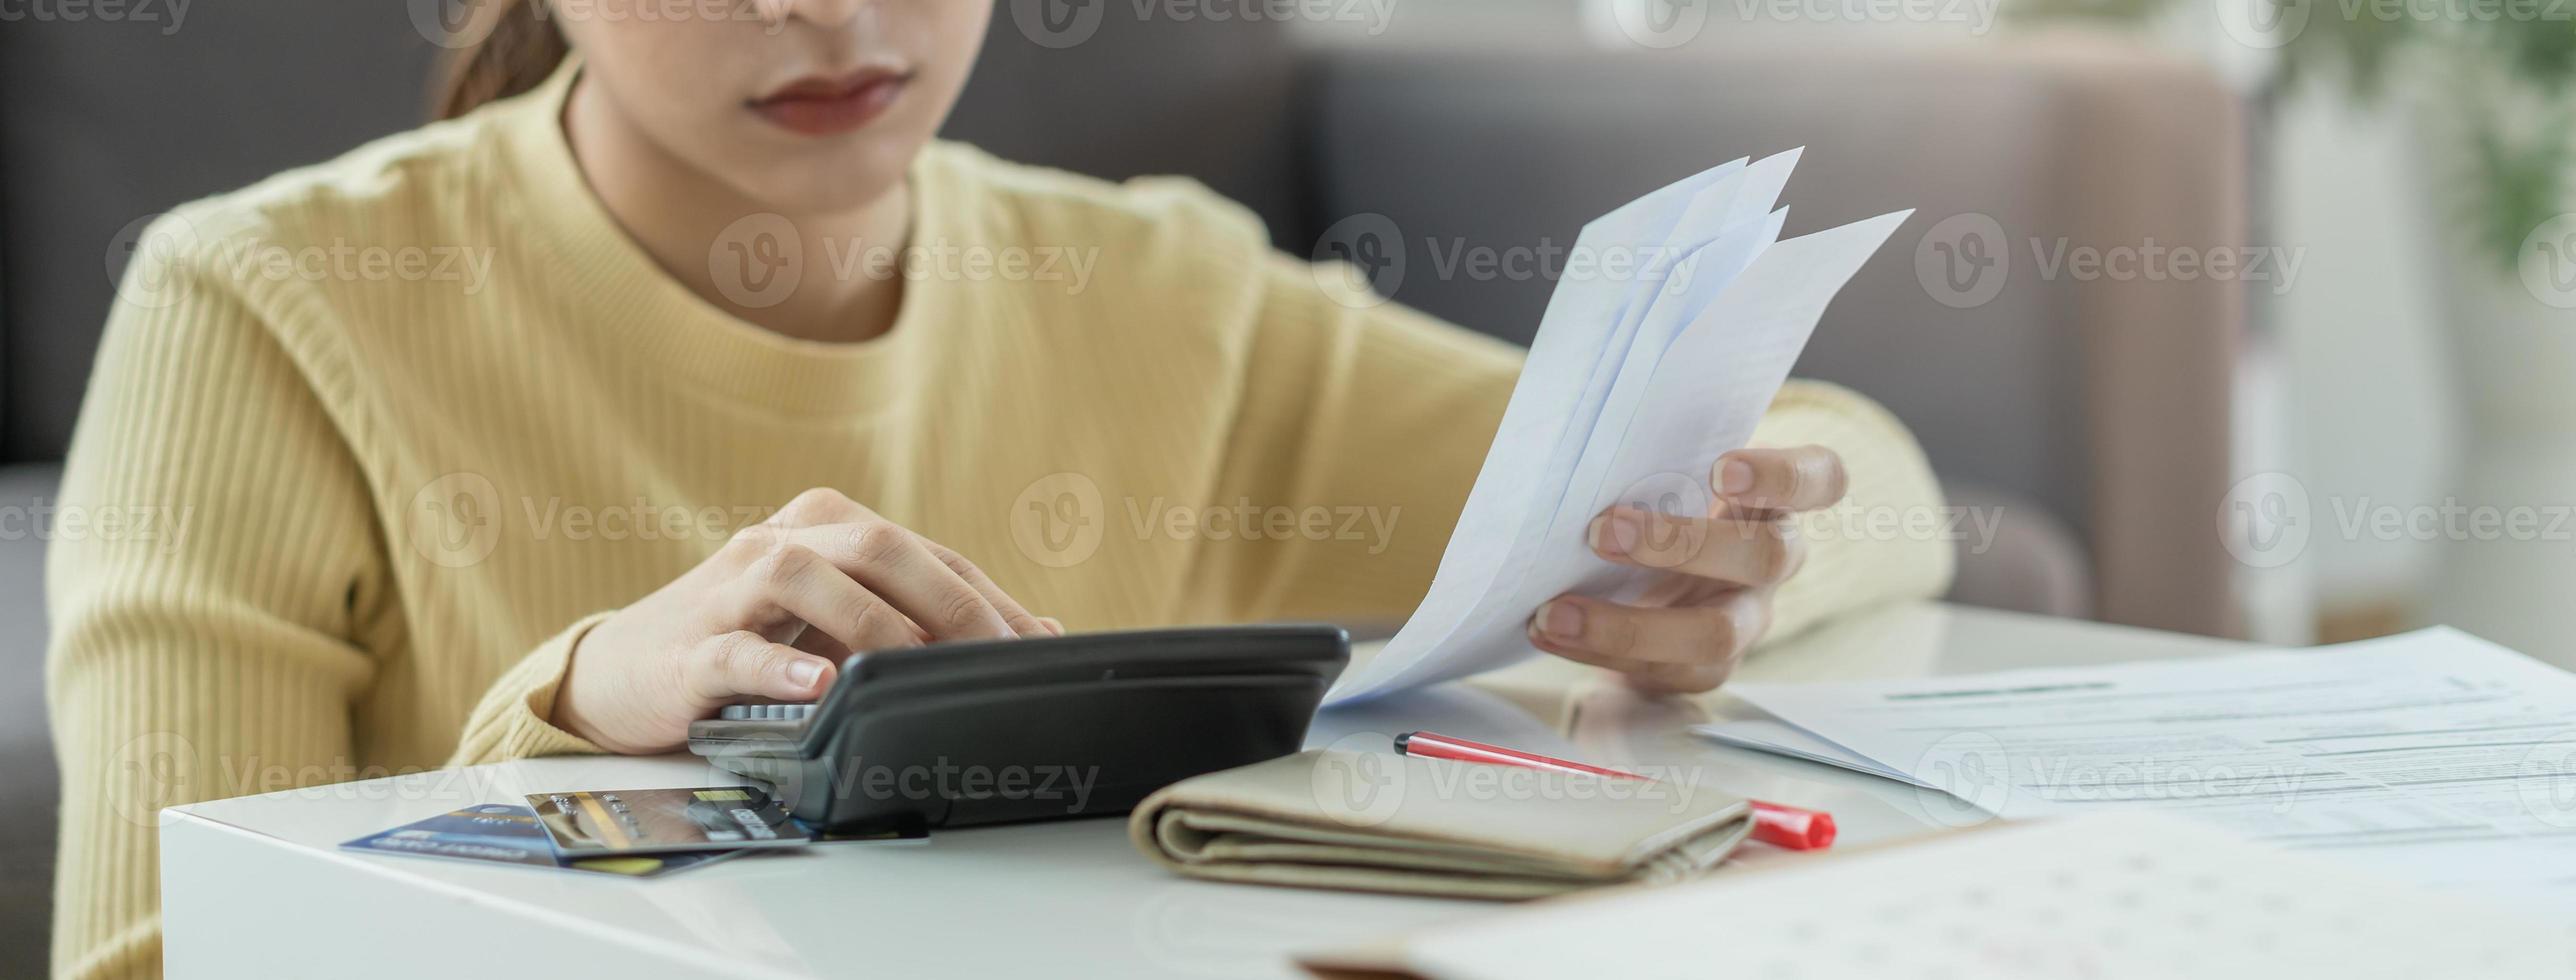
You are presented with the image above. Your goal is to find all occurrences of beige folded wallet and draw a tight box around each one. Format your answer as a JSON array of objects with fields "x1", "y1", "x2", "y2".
[{"x1": 1128, "y1": 749, "x2": 1754, "y2": 900}]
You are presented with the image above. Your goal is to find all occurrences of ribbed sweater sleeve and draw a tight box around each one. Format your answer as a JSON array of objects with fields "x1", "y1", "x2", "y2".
[
  {"x1": 43, "y1": 218, "x2": 595, "y2": 979},
  {"x1": 45, "y1": 226, "x2": 381, "y2": 978},
  {"x1": 445, "y1": 613, "x2": 612, "y2": 767}
]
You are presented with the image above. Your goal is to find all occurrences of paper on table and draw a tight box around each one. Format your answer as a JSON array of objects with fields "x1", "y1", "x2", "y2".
[
  {"x1": 1329, "y1": 201, "x2": 1909, "y2": 703},
  {"x1": 1308, "y1": 811, "x2": 2569, "y2": 980},
  {"x1": 1725, "y1": 627, "x2": 2576, "y2": 910},
  {"x1": 1690, "y1": 717, "x2": 1935, "y2": 788}
]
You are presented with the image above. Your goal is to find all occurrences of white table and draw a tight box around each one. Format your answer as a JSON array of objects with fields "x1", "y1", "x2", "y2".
[{"x1": 160, "y1": 603, "x2": 2247, "y2": 978}]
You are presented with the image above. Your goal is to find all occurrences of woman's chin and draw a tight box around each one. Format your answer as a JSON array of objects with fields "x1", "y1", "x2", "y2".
[{"x1": 721, "y1": 147, "x2": 915, "y2": 219}]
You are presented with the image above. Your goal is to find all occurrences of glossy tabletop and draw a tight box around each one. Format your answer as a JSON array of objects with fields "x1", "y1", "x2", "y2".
[{"x1": 160, "y1": 603, "x2": 2250, "y2": 978}]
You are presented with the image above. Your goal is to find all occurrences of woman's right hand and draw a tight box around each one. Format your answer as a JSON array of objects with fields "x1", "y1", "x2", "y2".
[{"x1": 554, "y1": 488, "x2": 1058, "y2": 754}]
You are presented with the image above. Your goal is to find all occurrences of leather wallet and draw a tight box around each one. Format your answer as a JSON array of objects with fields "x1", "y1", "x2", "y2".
[{"x1": 1129, "y1": 749, "x2": 1754, "y2": 900}]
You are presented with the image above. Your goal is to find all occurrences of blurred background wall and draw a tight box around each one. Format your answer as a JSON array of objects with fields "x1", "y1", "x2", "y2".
[{"x1": 8, "y1": 0, "x2": 2570, "y2": 969}]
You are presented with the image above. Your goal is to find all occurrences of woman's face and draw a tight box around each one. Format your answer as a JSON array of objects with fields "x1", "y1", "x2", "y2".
[{"x1": 554, "y1": 0, "x2": 991, "y2": 212}]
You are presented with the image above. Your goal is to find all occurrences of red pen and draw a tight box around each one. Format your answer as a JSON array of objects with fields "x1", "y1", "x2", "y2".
[{"x1": 1392, "y1": 730, "x2": 1836, "y2": 851}]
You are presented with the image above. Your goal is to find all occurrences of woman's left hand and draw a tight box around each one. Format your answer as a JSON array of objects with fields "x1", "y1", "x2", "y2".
[{"x1": 1527, "y1": 445, "x2": 1847, "y2": 694}]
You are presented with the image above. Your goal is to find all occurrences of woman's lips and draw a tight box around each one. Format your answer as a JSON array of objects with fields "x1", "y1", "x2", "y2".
[{"x1": 748, "y1": 69, "x2": 912, "y2": 137}]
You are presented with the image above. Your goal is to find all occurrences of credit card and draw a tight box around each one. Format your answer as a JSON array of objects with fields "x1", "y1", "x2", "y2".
[
  {"x1": 339, "y1": 803, "x2": 742, "y2": 877},
  {"x1": 527, "y1": 786, "x2": 814, "y2": 855}
]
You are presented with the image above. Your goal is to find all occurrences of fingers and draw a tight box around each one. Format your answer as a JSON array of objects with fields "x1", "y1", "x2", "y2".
[
  {"x1": 686, "y1": 631, "x2": 839, "y2": 703},
  {"x1": 919, "y1": 539, "x2": 1059, "y2": 637},
  {"x1": 727, "y1": 540, "x2": 921, "y2": 654},
  {"x1": 791, "y1": 523, "x2": 1017, "y2": 642},
  {"x1": 768, "y1": 486, "x2": 871, "y2": 528},
  {"x1": 731, "y1": 488, "x2": 1056, "y2": 645},
  {"x1": 1589, "y1": 507, "x2": 1805, "y2": 587},
  {"x1": 1715, "y1": 446, "x2": 1847, "y2": 514},
  {"x1": 1526, "y1": 590, "x2": 1772, "y2": 695}
]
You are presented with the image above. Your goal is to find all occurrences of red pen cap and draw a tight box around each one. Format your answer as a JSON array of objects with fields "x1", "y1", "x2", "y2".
[{"x1": 1750, "y1": 800, "x2": 1836, "y2": 851}]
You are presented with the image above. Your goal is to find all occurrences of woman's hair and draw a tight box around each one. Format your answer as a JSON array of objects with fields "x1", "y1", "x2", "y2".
[{"x1": 431, "y1": 0, "x2": 571, "y2": 121}]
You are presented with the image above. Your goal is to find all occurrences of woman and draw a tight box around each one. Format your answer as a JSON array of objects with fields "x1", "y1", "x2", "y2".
[{"x1": 46, "y1": 2, "x2": 1952, "y2": 976}]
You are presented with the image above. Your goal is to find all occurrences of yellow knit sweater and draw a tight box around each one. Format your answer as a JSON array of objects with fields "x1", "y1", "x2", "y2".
[{"x1": 45, "y1": 68, "x2": 1952, "y2": 977}]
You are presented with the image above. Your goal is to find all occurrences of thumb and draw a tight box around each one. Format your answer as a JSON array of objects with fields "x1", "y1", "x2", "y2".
[{"x1": 691, "y1": 632, "x2": 837, "y2": 703}]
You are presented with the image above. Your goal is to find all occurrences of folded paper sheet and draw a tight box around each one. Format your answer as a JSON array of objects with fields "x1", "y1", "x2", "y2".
[{"x1": 1328, "y1": 151, "x2": 1908, "y2": 704}]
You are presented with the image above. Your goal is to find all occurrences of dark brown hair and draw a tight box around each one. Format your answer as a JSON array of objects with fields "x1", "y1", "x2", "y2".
[{"x1": 431, "y1": 0, "x2": 571, "y2": 121}]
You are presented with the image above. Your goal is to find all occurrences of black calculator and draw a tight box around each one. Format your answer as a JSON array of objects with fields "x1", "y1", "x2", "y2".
[{"x1": 685, "y1": 625, "x2": 1347, "y2": 834}]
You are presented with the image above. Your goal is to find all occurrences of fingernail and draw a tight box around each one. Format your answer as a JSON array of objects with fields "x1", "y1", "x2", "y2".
[
  {"x1": 1534, "y1": 600, "x2": 1585, "y2": 642},
  {"x1": 1590, "y1": 511, "x2": 1638, "y2": 557},
  {"x1": 788, "y1": 659, "x2": 824, "y2": 690},
  {"x1": 1719, "y1": 458, "x2": 1754, "y2": 496}
]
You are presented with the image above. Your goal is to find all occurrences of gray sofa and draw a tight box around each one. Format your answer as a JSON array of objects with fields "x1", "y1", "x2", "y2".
[{"x1": 0, "y1": 7, "x2": 2245, "y2": 971}]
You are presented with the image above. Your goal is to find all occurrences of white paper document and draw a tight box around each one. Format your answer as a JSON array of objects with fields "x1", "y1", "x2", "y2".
[
  {"x1": 1726, "y1": 627, "x2": 2576, "y2": 910},
  {"x1": 1366, "y1": 812, "x2": 2567, "y2": 980},
  {"x1": 1689, "y1": 717, "x2": 1935, "y2": 788},
  {"x1": 1327, "y1": 151, "x2": 1908, "y2": 703}
]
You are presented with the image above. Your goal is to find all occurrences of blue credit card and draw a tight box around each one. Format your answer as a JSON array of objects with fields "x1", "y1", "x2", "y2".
[{"x1": 340, "y1": 803, "x2": 743, "y2": 878}]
